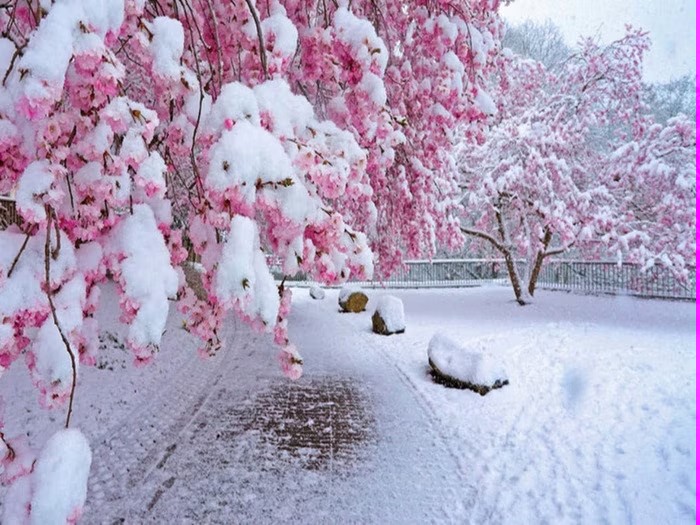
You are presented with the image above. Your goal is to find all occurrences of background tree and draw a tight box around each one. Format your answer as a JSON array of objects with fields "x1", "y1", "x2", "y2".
[
  {"x1": 459, "y1": 29, "x2": 653, "y2": 304},
  {"x1": 643, "y1": 74, "x2": 696, "y2": 122},
  {"x1": 502, "y1": 19, "x2": 571, "y2": 70},
  {"x1": 604, "y1": 113, "x2": 696, "y2": 280}
]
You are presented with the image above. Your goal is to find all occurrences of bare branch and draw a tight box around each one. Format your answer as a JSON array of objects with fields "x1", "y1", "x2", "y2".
[
  {"x1": 544, "y1": 243, "x2": 574, "y2": 257},
  {"x1": 7, "y1": 232, "x2": 30, "y2": 279},
  {"x1": 44, "y1": 207, "x2": 78, "y2": 429},
  {"x1": 0, "y1": 431, "x2": 15, "y2": 461},
  {"x1": 460, "y1": 226, "x2": 506, "y2": 255},
  {"x1": 243, "y1": 0, "x2": 269, "y2": 80}
]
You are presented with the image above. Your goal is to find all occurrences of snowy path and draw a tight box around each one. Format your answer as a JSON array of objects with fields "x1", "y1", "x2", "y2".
[{"x1": 81, "y1": 295, "x2": 472, "y2": 523}]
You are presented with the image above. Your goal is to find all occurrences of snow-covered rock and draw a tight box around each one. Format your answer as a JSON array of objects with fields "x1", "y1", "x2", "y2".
[
  {"x1": 427, "y1": 334, "x2": 508, "y2": 395},
  {"x1": 309, "y1": 284, "x2": 325, "y2": 300},
  {"x1": 338, "y1": 286, "x2": 368, "y2": 313},
  {"x1": 372, "y1": 295, "x2": 405, "y2": 335}
]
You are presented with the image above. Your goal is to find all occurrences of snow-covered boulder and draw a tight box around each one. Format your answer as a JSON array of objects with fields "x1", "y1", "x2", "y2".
[
  {"x1": 372, "y1": 295, "x2": 405, "y2": 335},
  {"x1": 427, "y1": 334, "x2": 508, "y2": 395},
  {"x1": 338, "y1": 286, "x2": 368, "y2": 313},
  {"x1": 309, "y1": 284, "x2": 325, "y2": 300}
]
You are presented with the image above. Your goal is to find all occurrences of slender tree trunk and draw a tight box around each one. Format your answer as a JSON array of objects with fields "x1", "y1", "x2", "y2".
[
  {"x1": 528, "y1": 229, "x2": 552, "y2": 296},
  {"x1": 504, "y1": 250, "x2": 530, "y2": 305},
  {"x1": 528, "y1": 251, "x2": 546, "y2": 297},
  {"x1": 494, "y1": 207, "x2": 530, "y2": 305}
]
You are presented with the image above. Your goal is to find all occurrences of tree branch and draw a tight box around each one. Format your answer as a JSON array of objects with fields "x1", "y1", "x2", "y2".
[
  {"x1": 460, "y1": 226, "x2": 506, "y2": 254},
  {"x1": 44, "y1": 207, "x2": 77, "y2": 429},
  {"x1": 544, "y1": 242, "x2": 574, "y2": 257},
  {"x1": 244, "y1": 0, "x2": 268, "y2": 80},
  {"x1": 7, "y1": 232, "x2": 30, "y2": 279},
  {"x1": 0, "y1": 431, "x2": 14, "y2": 461}
]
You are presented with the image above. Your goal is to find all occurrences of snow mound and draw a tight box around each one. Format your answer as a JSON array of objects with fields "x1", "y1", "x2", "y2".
[
  {"x1": 427, "y1": 334, "x2": 508, "y2": 395},
  {"x1": 372, "y1": 295, "x2": 405, "y2": 335},
  {"x1": 309, "y1": 284, "x2": 325, "y2": 300}
]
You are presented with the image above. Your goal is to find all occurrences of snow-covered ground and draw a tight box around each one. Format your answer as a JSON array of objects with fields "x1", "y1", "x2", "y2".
[{"x1": 0, "y1": 284, "x2": 695, "y2": 523}]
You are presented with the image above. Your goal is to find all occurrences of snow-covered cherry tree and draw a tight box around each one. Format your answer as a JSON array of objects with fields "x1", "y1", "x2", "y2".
[
  {"x1": 0, "y1": 0, "x2": 502, "y2": 519},
  {"x1": 604, "y1": 114, "x2": 696, "y2": 280},
  {"x1": 459, "y1": 29, "x2": 658, "y2": 304}
]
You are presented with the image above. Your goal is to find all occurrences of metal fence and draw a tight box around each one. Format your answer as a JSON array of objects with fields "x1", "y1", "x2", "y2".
[
  {"x1": 368, "y1": 258, "x2": 513, "y2": 287},
  {"x1": 0, "y1": 197, "x2": 20, "y2": 230},
  {"x1": 277, "y1": 259, "x2": 511, "y2": 288},
  {"x1": 278, "y1": 259, "x2": 695, "y2": 301},
  {"x1": 536, "y1": 260, "x2": 695, "y2": 300}
]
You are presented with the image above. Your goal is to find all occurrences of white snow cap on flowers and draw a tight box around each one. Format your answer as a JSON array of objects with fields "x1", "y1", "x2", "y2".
[
  {"x1": 262, "y1": 12, "x2": 298, "y2": 58},
  {"x1": 33, "y1": 275, "x2": 87, "y2": 392},
  {"x1": 30, "y1": 429, "x2": 92, "y2": 525},
  {"x1": 333, "y1": 7, "x2": 389, "y2": 74},
  {"x1": 215, "y1": 215, "x2": 280, "y2": 328},
  {"x1": 359, "y1": 72, "x2": 387, "y2": 106},
  {"x1": 15, "y1": 0, "x2": 125, "y2": 106},
  {"x1": 253, "y1": 79, "x2": 315, "y2": 138},
  {"x1": 16, "y1": 161, "x2": 58, "y2": 224},
  {"x1": 0, "y1": 229, "x2": 76, "y2": 322},
  {"x1": 475, "y1": 87, "x2": 497, "y2": 116},
  {"x1": 18, "y1": 4, "x2": 77, "y2": 87},
  {"x1": 109, "y1": 204, "x2": 178, "y2": 348},
  {"x1": 206, "y1": 119, "x2": 313, "y2": 224},
  {"x1": 206, "y1": 82, "x2": 260, "y2": 135},
  {"x1": 150, "y1": 16, "x2": 185, "y2": 81}
]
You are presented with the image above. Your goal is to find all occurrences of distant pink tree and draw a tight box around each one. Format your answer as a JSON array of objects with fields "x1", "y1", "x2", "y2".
[
  {"x1": 0, "y1": 0, "x2": 502, "y2": 520},
  {"x1": 458, "y1": 29, "x2": 695, "y2": 305},
  {"x1": 604, "y1": 114, "x2": 696, "y2": 279}
]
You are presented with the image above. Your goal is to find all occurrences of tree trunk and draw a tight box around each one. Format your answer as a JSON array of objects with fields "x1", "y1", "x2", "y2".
[
  {"x1": 528, "y1": 250, "x2": 547, "y2": 296},
  {"x1": 504, "y1": 251, "x2": 529, "y2": 305},
  {"x1": 528, "y1": 228, "x2": 553, "y2": 296}
]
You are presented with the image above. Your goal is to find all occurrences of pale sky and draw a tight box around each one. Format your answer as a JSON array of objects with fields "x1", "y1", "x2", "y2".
[{"x1": 501, "y1": 0, "x2": 696, "y2": 83}]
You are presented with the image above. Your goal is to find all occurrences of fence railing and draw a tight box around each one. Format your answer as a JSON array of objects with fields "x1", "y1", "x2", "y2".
[
  {"x1": 276, "y1": 259, "x2": 695, "y2": 301},
  {"x1": 368, "y1": 258, "x2": 514, "y2": 287},
  {"x1": 536, "y1": 260, "x2": 695, "y2": 300},
  {"x1": 0, "y1": 198, "x2": 20, "y2": 230}
]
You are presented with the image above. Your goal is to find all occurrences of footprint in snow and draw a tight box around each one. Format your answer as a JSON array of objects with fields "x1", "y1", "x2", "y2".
[{"x1": 561, "y1": 367, "x2": 587, "y2": 413}]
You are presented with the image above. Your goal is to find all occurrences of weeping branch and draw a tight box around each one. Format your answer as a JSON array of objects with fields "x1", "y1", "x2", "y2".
[{"x1": 44, "y1": 207, "x2": 78, "y2": 428}]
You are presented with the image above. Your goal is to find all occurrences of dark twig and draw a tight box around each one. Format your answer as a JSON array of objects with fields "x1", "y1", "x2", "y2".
[
  {"x1": 7, "y1": 232, "x2": 30, "y2": 278},
  {"x1": 44, "y1": 207, "x2": 77, "y2": 428},
  {"x1": 243, "y1": 0, "x2": 269, "y2": 79},
  {"x1": 0, "y1": 432, "x2": 15, "y2": 461}
]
